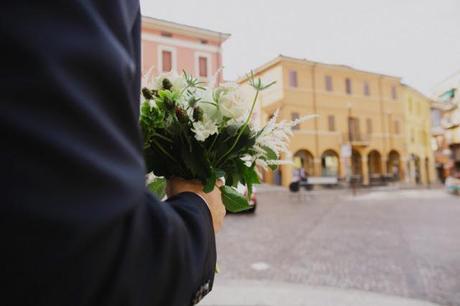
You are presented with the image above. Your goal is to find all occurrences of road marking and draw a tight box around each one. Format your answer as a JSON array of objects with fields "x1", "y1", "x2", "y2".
[{"x1": 251, "y1": 262, "x2": 270, "y2": 271}]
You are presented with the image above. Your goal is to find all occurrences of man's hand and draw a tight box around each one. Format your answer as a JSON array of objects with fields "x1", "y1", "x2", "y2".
[{"x1": 166, "y1": 178, "x2": 226, "y2": 232}]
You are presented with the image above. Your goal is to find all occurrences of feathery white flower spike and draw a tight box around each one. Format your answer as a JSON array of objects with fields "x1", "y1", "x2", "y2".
[{"x1": 141, "y1": 66, "x2": 156, "y2": 89}]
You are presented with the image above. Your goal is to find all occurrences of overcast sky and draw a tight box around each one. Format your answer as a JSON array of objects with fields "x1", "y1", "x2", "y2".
[{"x1": 140, "y1": 0, "x2": 460, "y2": 95}]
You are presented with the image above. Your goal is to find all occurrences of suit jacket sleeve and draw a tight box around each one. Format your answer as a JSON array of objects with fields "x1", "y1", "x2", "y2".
[{"x1": 0, "y1": 1, "x2": 216, "y2": 306}]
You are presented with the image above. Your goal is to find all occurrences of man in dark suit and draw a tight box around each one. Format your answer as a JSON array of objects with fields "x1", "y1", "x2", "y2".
[{"x1": 0, "y1": 1, "x2": 225, "y2": 305}]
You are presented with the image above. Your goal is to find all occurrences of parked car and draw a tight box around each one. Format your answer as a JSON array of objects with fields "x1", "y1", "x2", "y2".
[{"x1": 445, "y1": 176, "x2": 460, "y2": 195}]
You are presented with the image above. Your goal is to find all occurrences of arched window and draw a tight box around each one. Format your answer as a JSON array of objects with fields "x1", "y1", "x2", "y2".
[
  {"x1": 293, "y1": 150, "x2": 315, "y2": 176},
  {"x1": 367, "y1": 150, "x2": 382, "y2": 176},
  {"x1": 321, "y1": 150, "x2": 339, "y2": 177},
  {"x1": 387, "y1": 150, "x2": 402, "y2": 180}
]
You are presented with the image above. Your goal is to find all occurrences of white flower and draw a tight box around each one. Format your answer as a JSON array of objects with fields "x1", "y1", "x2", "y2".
[
  {"x1": 171, "y1": 76, "x2": 187, "y2": 92},
  {"x1": 141, "y1": 66, "x2": 156, "y2": 89},
  {"x1": 195, "y1": 88, "x2": 220, "y2": 120},
  {"x1": 148, "y1": 99, "x2": 156, "y2": 109},
  {"x1": 151, "y1": 72, "x2": 187, "y2": 92},
  {"x1": 216, "y1": 84, "x2": 248, "y2": 120},
  {"x1": 252, "y1": 110, "x2": 318, "y2": 169},
  {"x1": 145, "y1": 172, "x2": 156, "y2": 185},
  {"x1": 192, "y1": 114, "x2": 218, "y2": 142}
]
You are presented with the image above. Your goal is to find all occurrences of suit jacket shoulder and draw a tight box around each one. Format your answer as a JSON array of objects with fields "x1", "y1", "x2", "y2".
[{"x1": 0, "y1": 2, "x2": 216, "y2": 305}]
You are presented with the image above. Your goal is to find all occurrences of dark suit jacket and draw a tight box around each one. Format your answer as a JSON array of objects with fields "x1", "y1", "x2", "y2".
[{"x1": 0, "y1": 1, "x2": 216, "y2": 305}]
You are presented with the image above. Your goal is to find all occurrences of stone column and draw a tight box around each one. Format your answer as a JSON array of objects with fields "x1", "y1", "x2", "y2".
[
  {"x1": 362, "y1": 156, "x2": 369, "y2": 185},
  {"x1": 382, "y1": 157, "x2": 388, "y2": 175},
  {"x1": 340, "y1": 157, "x2": 349, "y2": 179},
  {"x1": 281, "y1": 163, "x2": 293, "y2": 187},
  {"x1": 314, "y1": 158, "x2": 322, "y2": 177}
]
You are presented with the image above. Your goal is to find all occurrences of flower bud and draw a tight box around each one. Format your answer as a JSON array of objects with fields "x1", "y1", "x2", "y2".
[
  {"x1": 142, "y1": 87, "x2": 153, "y2": 100},
  {"x1": 193, "y1": 107, "x2": 203, "y2": 122},
  {"x1": 175, "y1": 107, "x2": 189, "y2": 123},
  {"x1": 162, "y1": 78, "x2": 173, "y2": 90}
]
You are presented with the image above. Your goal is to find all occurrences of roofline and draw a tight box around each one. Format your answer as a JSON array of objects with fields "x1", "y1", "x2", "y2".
[
  {"x1": 142, "y1": 16, "x2": 231, "y2": 42},
  {"x1": 238, "y1": 54, "x2": 402, "y2": 83},
  {"x1": 401, "y1": 83, "x2": 435, "y2": 102},
  {"x1": 237, "y1": 56, "x2": 284, "y2": 83},
  {"x1": 430, "y1": 69, "x2": 460, "y2": 93}
]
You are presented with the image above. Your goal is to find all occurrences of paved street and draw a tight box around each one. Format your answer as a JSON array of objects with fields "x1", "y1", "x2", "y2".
[{"x1": 202, "y1": 188, "x2": 460, "y2": 306}]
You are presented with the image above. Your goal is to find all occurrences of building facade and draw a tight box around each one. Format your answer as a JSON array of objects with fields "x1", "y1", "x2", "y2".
[
  {"x1": 241, "y1": 55, "x2": 434, "y2": 187},
  {"x1": 431, "y1": 72, "x2": 460, "y2": 182},
  {"x1": 402, "y1": 85, "x2": 436, "y2": 185},
  {"x1": 141, "y1": 16, "x2": 230, "y2": 82}
]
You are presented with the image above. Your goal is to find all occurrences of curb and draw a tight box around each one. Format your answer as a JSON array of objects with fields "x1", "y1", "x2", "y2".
[{"x1": 200, "y1": 280, "x2": 441, "y2": 306}]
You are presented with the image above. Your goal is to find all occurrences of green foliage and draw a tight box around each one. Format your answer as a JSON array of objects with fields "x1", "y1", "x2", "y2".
[
  {"x1": 262, "y1": 146, "x2": 279, "y2": 170},
  {"x1": 147, "y1": 177, "x2": 167, "y2": 199},
  {"x1": 220, "y1": 185, "x2": 251, "y2": 213},
  {"x1": 248, "y1": 70, "x2": 276, "y2": 91},
  {"x1": 240, "y1": 163, "x2": 260, "y2": 199}
]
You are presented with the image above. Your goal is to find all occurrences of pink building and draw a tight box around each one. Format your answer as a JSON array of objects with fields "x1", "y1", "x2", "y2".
[{"x1": 141, "y1": 16, "x2": 230, "y2": 83}]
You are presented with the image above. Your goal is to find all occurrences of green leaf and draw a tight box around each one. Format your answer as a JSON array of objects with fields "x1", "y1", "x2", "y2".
[
  {"x1": 215, "y1": 169, "x2": 226, "y2": 179},
  {"x1": 220, "y1": 185, "x2": 251, "y2": 213},
  {"x1": 230, "y1": 172, "x2": 241, "y2": 187},
  {"x1": 262, "y1": 146, "x2": 278, "y2": 170},
  {"x1": 241, "y1": 165, "x2": 260, "y2": 199},
  {"x1": 147, "y1": 177, "x2": 167, "y2": 199},
  {"x1": 203, "y1": 171, "x2": 217, "y2": 193}
]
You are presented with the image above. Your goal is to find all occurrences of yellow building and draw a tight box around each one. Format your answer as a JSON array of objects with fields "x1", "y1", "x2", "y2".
[
  {"x1": 402, "y1": 85, "x2": 436, "y2": 185},
  {"x1": 241, "y1": 55, "x2": 434, "y2": 187}
]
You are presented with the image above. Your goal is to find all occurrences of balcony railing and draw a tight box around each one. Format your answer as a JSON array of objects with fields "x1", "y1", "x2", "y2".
[{"x1": 343, "y1": 132, "x2": 371, "y2": 146}]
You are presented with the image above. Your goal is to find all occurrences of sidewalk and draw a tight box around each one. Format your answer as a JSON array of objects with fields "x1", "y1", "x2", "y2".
[
  {"x1": 200, "y1": 280, "x2": 441, "y2": 306},
  {"x1": 255, "y1": 183, "x2": 444, "y2": 196}
]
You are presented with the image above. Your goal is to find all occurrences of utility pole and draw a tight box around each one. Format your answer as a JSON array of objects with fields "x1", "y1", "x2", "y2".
[{"x1": 346, "y1": 102, "x2": 356, "y2": 195}]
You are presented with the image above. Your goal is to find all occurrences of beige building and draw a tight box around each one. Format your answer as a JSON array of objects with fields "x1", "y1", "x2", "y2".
[
  {"x1": 431, "y1": 72, "x2": 460, "y2": 182},
  {"x1": 241, "y1": 55, "x2": 434, "y2": 187}
]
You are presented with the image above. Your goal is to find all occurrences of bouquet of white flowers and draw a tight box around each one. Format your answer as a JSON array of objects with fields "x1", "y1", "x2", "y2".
[{"x1": 141, "y1": 71, "x2": 315, "y2": 212}]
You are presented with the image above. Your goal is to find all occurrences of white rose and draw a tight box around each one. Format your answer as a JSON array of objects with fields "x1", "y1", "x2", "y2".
[
  {"x1": 216, "y1": 85, "x2": 248, "y2": 120},
  {"x1": 221, "y1": 91, "x2": 247, "y2": 119}
]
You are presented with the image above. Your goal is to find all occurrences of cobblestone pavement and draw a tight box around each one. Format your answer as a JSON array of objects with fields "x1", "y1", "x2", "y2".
[{"x1": 213, "y1": 188, "x2": 460, "y2": 306}]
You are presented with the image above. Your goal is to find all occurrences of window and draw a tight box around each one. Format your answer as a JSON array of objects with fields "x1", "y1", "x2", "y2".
[
  {"x1": 394, "y1": 120, "x2": 400, "y2": 134},
  {"x1": 291, "y1": 112, "x2": 300, "y2": 130},
  {"x1": 162, "y1": 50, "x2": 172, "y2": 72},
  {"x1": 366, "y1": 118, "x2": 372, "y2": 135},
  {"x1": 431, "y1": 109, "x2": 441, "y2": 128},
  {"x1": 328, "y1": 115, "x2": 335, "y2": 131},
  {"x1": 391, "y1": 86, "x2": 397, "y2": 100},
  {"x1": 325, "y1": 75, "x2": 333, "y2": 92},
  {"x1": 349, "y1": 117, "x2": 360, "y2": 141},
  {"x1": 161, "y1": 32, "x2": 173, "y2": 38},
  {"x1": 345, "y1": 78, "x2": 352, "y2": 95},
  {"x1": 363, "y1": 81, "x2": 370, "y2": 96},
  {"x1": 198, "y1": 56, "x2": 208, "y2": 77},
  {"x1": 289, "y1": 70, "x2": 298, "y2": 87},
  {"x1": 411, "y1": 129, "x2": 415, "y2": 143}
]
